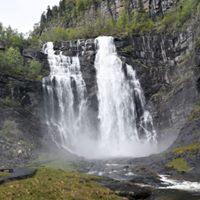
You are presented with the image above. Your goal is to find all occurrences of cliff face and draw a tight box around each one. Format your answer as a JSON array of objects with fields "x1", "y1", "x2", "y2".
[
  {"x1": 1, "y1": 0, "x2": 200, "y2": 176},
  {"x1": 36, "y1": 0, "x2": 176, "y2": 37},
  {"x1": 0, "y1": 51, "x2": 49, "y2": 168},
  {"x1": 48, "y1": 10, "x2": 200, "y2": 174},
  {"x1": 52, "y1": 26, "x2": 200, "y2": 144},
  {"x1": 117, "y1": 29, "x2": 200, "y2": 145}
]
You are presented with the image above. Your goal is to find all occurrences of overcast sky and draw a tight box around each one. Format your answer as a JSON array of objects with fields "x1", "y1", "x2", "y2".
[{"x1": 0, "y1": 0, "x2": 60, "y2": 34}]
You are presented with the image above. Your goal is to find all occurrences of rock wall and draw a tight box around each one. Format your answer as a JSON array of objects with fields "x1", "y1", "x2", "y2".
[
  {"x1": 0, "y1": 51, "x2": 49, "y2": 168},
  {"x1": 39, "y1": 0, "x2": 176, "y2": 35},
  {"x1": 115, "y1": 25, "x2": 200, "y2": 149}
]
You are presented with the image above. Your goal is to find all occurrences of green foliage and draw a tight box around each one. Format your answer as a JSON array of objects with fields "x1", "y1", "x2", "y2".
[
  {"x1": 0, "y1": 47, "x2": 23, "y2": 75},
  {"x1": 26, "y1": 60, "x2": 42, "y2": 79},
  {"x1": 76, "y1": 0, "x2": 92, "y2": 12},
  {"x1": 0, "y1": 24, "x2": 44, "y2": 80},
  {"x1": 35, "y1": 0, "x2": 156, "y2": 41},
  {"x1": 167, "y1": 158, "x2": 192, "y2": 172},
  {"x1": 127, "y1": 11, "x2": 154, "y2": 34},
  {"x1": 0, "y1": 23, "x2": 43, "y2": 80},
  {"x1": 0, "y1": 25, "x2": 26, "y2": 49},
  {"x1": 173, "y1": 143, "x2": 200, "y2": 154},
  {"x1": 116, "y1": 10, "x2": 129, "y2": 33},
  {"x1": 5, "y1": 47, "x2": 23, "y2": 70},
  {"x1": 27, "y1": 35, "x2": 41, "y2": 49},
  {"x1": 158, "y1": 0, "x2": 200, "y2": 30},
  {"x1": 0, "y1": 46, "x2": 43, "y2": 80},
  {"x1": 40, "y1": 7, "x2": 155, "y2": 42},
  {"x1": 33, "y1": 0, "x2": 200, "y2": 41},
  {"x1": 0, "y1": 167, "x2": 121, "y2": 200}
]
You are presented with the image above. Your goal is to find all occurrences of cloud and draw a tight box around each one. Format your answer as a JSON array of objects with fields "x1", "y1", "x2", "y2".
[{"x1": 0, "y1": 0, "x2": 60, "y2": 33}]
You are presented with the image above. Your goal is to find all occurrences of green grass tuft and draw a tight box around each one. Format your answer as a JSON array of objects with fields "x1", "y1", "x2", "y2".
[
  {"x1": 166, "y1": 158, "x2": 192, "y2": 172},
  {"x1": 0, "y1": 167, "x2": 121, "y2": 200},
  {"x1": 173, "y1": 143, "x2": 200, "y2": 154}
]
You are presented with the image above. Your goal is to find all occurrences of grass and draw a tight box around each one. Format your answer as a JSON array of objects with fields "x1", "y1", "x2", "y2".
[
  {"x1": 0, "y1": 172, "x2": 9, "y2": 178},
  {"x1": 0, "y1": 167, "x2": 121, "y2": 200},
  {"x1": 166, "y1": 158, "x2": 192, "y2": 173},
  {"x1": 173, "y1": 143, "x2": 200, "y2": 154}
]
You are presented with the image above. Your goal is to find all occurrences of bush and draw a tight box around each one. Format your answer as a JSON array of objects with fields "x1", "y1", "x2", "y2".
[
  {"x1": 27, "y1": 60, "x2": 42, "y2": 79},
  {"x1": 0, "y1": 47, "x2": 23, "y2": 75},
  {"x1": 0, "y1": 25, "x2": 26, "y2": 49},
  {"x1": 127, "y1": 11, "x2": 154, "y2": 34},
  {"x1": 159, "y1": 0, "x2": 200, "y2": 30},
  {"x1": 0, "y1": 47, "x2": 43, "y2": 80}
]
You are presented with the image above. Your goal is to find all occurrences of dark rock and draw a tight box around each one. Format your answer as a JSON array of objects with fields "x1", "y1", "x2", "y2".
[
  {"x1": 0, "y1": 168, "x2": 37, "y2": 185},
  {"x1": 0, "y1": 42, "x2": 5, "y2": 51},
  {"x1": 0, "y1": 74, "x2": 49, "y2": 168},
  {"x1": 97, "y1": 177, "x2": 152, "y2": 200},
  {"x1": 22, "y1": 48, "x2": 47, "y2": 60}
]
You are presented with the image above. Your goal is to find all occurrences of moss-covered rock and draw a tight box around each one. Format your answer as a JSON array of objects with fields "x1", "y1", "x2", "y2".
[
  {"x1": 166, "y1": 158, "x2": 192, "y2": 173},
  {"x1": 0, "y1": 167, "x2": 121, "y2": 200},
  {"x1": 173, "y1": 143, "x2": 200, "y2": 155}
]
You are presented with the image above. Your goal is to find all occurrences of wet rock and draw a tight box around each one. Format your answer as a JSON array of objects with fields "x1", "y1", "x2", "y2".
[
  {"x1": 97, "y1": 177, "x2": 152, "y2": 200},
  {"x1": 0, "y1": 168, "x2": 37, "y2": 185}
]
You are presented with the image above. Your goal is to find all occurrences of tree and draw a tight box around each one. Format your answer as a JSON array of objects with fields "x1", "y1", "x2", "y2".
[
  {"x1": 4, "y1": 47, "x2": 23, "y2": 73},
  {"x1": 59, "y1": 0, "x2": 66, "y2": 14},
  {"x1": 27, "y1": 60, "x2": 42, "y2": 78},
  {"x1": 46, "y1": 6, "x2": 53, "y2": 21},
  {"x1": 138, "y1": 0, "x2": 144, "y2": 12},
  {"x1": 40, "y1": 12, "x2": 47, "y2": 26}
]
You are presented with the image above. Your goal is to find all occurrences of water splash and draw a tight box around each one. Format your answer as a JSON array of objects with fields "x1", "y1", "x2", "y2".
[
  {"x1": 160, "y1": 175, "x2": 200, "y2": 192},
  {"x1": 43, "y1": 37, "x2": 157, "y2": 158}
]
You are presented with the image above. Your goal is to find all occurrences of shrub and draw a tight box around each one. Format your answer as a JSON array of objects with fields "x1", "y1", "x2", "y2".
[
  {"x1": 0, "y1": 25, "x2": 25, "y2": 49},
  {"x1": 159, "y1": 0, "x2": 200, "y2": 30},
  {"x1": 27, "y1": 60, "x2": 42, "y2": 79},
  {"x1": 0, "y1": 47, "x2": 23, "y2": 75}
]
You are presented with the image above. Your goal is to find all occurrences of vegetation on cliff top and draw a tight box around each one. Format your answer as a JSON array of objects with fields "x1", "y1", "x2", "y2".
[
  {"x1": 30, "y1": 0, "x2": 200, "y2": 42},
  {"x1": 0, "y1": 24, "x2": 43, "y2": 80},
  {"x1": 0, "y1": 167, "x2": 121, "y2": 200}
]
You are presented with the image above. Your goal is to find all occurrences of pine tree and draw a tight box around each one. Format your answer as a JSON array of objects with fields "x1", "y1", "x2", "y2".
[
  {"x1": 46, "y1": 6, "x2": 53, "y2": 21},
  {"x1": 138, "y1": 0, "x2": 144, "y2": 12}
]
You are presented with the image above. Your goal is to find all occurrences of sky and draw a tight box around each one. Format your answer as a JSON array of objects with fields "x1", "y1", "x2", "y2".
[{"x1": 0, "y1": 0, "x2": 60, "y2": 34}]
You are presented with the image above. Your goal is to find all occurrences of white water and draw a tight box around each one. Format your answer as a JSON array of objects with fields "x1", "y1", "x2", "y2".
[
  {"x1": 160, "y1": 175, "x2": 200, "y2": 192},
  {"x1": 42, "y1": 42, "x2": 88, "y2": 153},
  {"x1": 43, "y1": 36, "x2": 158, "y2": 158},
  {"x1": 94, "y1": 36, "x2": 157, "y2": 157}
]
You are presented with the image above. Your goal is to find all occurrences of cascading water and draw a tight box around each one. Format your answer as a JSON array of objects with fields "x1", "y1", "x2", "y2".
[
  {"x1": 42, "y1": 42, "x2": 87, "y2": 153},
  {"x1": 43, "y1": 37, "x2": 157, "y2": 158},
  {"x1": 94, "y1": 36, "x2": 157, "y2": 157}
]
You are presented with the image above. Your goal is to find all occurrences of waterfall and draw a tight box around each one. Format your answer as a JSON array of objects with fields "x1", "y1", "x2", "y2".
[
  {"x1": 42, "y1": 42, "x2": 87, "y2": 153},
  {"x1": 94, "y1": 36, "x2": 157, "y2": 156},
  {"x1": 43, "y1": 37, "x2": 157, "y2": 158}
]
